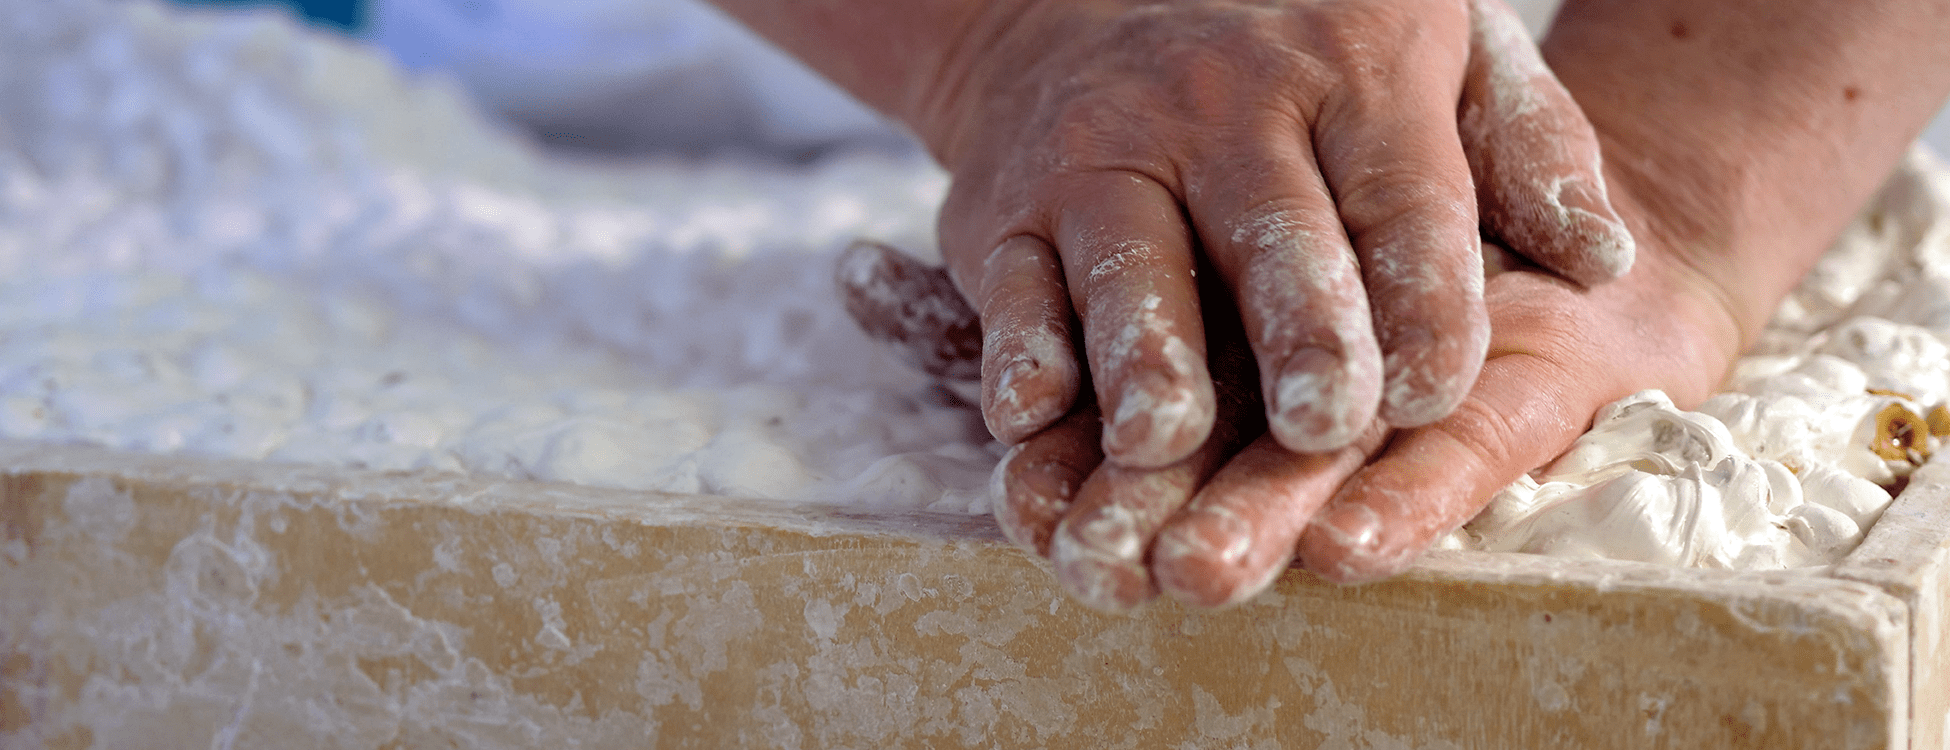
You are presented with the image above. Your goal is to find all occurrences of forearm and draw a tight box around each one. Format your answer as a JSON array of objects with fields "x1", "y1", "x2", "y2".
[
  {"x1": 1546, "y1": 0, "x2": 1950, "y2": 341},
  {"x1": 701, "y1": 0, "x2": 1028, "y2": 139}
]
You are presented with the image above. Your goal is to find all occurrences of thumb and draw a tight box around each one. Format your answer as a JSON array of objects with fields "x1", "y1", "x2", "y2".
[
  {"x1": 1296, "y1": 261, "x2": 1736, "y2": 582},
  {"x1": 1461, "y1": 0, "x2": 1635, "y2": 286}
]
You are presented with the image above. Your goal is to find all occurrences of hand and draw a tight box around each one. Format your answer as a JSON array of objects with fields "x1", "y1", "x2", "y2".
[
  {"x1": 919, "y1": 0, "x2": 1632, "y2": 471},
  {"x1": 840, "y1": 195, "x2": 1737, "y2": 612},
  {"x1": 832, "y1": 0, "x2": 1950, "y2": 612},
  {"x1": 1000, "y1": 212, "x2": 1745, "y2": 610}
]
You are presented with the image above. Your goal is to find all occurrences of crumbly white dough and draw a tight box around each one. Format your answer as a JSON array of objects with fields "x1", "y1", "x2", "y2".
[
  {"x1": 0, "y1": 0, "x2": 994, "y2": 513},
  {"x1": 1445, "y1": 149, "x2": 1950, "y2": 568}
]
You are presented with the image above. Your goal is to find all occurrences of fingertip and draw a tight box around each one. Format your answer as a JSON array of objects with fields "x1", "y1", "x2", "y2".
[
  {"x1": 992, "y1": 444, "x2": 1057, "y2": 556},
  {"x1": 1378, "y1": 317, "x2": 1490, "y2": 428},
  {"x1": 1380, "y1": 372, "x2": 1473, "y2": 429},
  {"x1": 1267, "y1": 346, "x2": 1380, "y2": 453},
  {"x1": 976, "y1": 234, "x2": 1083, "y2": 443},
  {"x1": 1298, "y1": 501, "x2": 1410, "y2": 584},
  {"x1": 1153, "y1": 425, "x2": 1385, "y2": 604},
  {"x1": 1550, "y1": 178, "x2": 1638, "y2": 284},
  {"x1": 992, "y1": 410, "x2": 1103, "y2": 557},
  {"x1": 834, "y1": 238, "x2": 984, "y2": 380},
  {"x1": 1152, "y1": 505, "x2": 1282, "y2": 608},
  {"x1": 1043, "y1": 402, "x2": 1242, "y2": 612},
  {"x1": 1048, "y1": 505, "x2": 1161, "y2": 613},
  {"x1": 982, "y1": 335, "x2": 1080, "y2": 444},
  {"x1": 1101, "y1": 338, "x2": 1217, "y2": 468}
]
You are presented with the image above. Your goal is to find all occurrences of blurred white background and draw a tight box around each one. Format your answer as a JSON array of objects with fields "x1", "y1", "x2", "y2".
[
  {"x1": 228, "y1": 0, "x2": 1950, "y2": 158},
  {"x1": 367, "y1": 0, "x2": 908, "y2": 156}
]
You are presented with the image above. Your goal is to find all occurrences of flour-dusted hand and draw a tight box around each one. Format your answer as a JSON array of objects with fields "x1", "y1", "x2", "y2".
[
  {"x1": 825, "y1": 0, "x2": 1639, "y2": 611},
  {"x1": 716, "y1": 0, "x2": 1631, "y2": 461},
  {"x1": 919, "y1": 0, "x2": 1630, "y2": 470},
  {"x1": 805, "y1": 0, "x2": 1950, "y2": 612}
]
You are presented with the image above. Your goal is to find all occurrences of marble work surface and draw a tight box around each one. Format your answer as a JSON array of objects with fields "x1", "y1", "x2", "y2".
[{"x1": 4, "y1": 440, "x2": 1949, "y2": 749}]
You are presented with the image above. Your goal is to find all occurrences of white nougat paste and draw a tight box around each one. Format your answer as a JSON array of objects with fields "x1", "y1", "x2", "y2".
[
  {"x1": 1443, "y1": 151, "x2": 1950, "y2": 568},
  {"x1": 6, "y1": 0, "x2": 1949, "y2": 569}
]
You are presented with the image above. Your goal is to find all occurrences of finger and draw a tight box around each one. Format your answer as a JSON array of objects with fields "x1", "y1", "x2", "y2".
[
  {"x1": 993, "y1": 405, "x2": 1105, "y2": 557},
  {"x1": 1461, "y1": 0, "x2": 1635, "y2": 285},
  {"x1": 1045, "y1": 442, "x2": 1226, "y2": 612},
  {"x1": 1045, "y1": 262, "x2": 1263, "y2": 612},
  {"x1": 1187, "y1": 140, "x2": 1383, "y2": 453},
  {"x1": 1312, "y1": 68, "x2": 1490, "y2": 428},
  {"x1": 834, "y1": 240, "x2": 984, "y2": 380},
  {"x1": 1298, "y1": 351, "x2": 1583, "y2": 583},
  {"x1": 1058, "y1": 172, "x2": 1216, "y2": 468},
  {"x1": 1150, "y1": 424, "x2": 1388, "y2": 608},
  {"x1": 1297, "y1": 270, "x2": 1648, "y2": 583},
  {"x1": 977, "y1": 235, "x2": 1083, "y2": 444}
]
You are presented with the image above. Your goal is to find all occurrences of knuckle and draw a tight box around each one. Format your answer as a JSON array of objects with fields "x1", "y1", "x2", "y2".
[
  {"x1": 1040, "y1": 97, "x2": 1166, "y2": 166},
  {"x1": 1430, "y1": 395, "x2": 1522, "y2": 476},
  {"x1": 1300, "y1": 2, "x2": 1434, "y2": 64},
  {"x1": 1335, "y1": 169, "x2": 1473, "y2": 236},
  {"x1": 1104, "y1": 6, "x2": 1335, "y2": 114}
]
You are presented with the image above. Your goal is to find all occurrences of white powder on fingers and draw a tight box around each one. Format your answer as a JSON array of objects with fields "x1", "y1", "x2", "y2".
[{"x1": 16, "y1": 0, "x2": 1950, "y2": 573}]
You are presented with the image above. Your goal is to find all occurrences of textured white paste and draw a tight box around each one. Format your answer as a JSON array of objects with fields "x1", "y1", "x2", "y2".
[
  {"x1": 1446, "y1": 149, "x2": 1950, "y2": 568},
  {"x1": 0, "y1": 0, "x2": 993, "y2": 513}
]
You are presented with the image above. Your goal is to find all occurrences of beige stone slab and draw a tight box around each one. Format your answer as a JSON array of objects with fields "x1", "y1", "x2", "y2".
[{"x1": 0, "y1": 440, "x2": 1934, "y2": 749}]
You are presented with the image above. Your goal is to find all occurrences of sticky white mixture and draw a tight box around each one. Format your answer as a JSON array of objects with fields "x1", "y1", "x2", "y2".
[
  {"x1": 1445, "y1": 149, "x2": 1950, "y2": 568},
  {"x1": 7, "y1": 0, "x2": 1950, "y2": 570},
  {"x1": 0, "y1": 0, "x2": 993, "y2": 513}
]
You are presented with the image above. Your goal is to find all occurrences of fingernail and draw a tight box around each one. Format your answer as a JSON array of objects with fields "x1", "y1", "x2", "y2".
[
  {"x1": 1308, "y1": 504, "x2": 1421, "y2": 584},
  {"x1": 985, "y1": 357, "x2": 1040, "y2": 440},
  {"x1": 1555, "y1": 178, "x2": 1611, "y2": 220},
  {"x1": 1271, "y1": 347, "x2": 1361, "y2": 452},
  {"x1": 1155, "y1": 505, "x2": 1254, "y2": 566},
  {"x1": 1153, "y1": 506, "x2": 1279, "y2": 608},
  {"x1": 1104, "y1": 364, "x2": 1201, "y2": 467},
  {"x1": 1381, "y1": 326, "x2": 1478, "y2": 428},
  {"x1": 1050, "y1": 509, "x2": 1153, "y2": 612},
  {"x1": 1316, "y1": 504, "x2": 1383, "y2": 555},
  {"x1": 983, "y1": 325, "x2": 1080, "y2": 444},
  {"x1": 991, "y1": 444, "x2": 1067, "y2": 555},
  {"x1": 1556, "y1": 179, "x2": 1636, "y2": 281}
]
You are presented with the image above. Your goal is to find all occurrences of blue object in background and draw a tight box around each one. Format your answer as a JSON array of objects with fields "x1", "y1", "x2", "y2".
[{"x1": 173, "y1": 0, "x2": 366, "y2": 33}]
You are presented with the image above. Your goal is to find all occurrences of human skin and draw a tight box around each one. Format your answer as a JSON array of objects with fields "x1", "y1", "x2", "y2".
[
  {"x1": 707, "y1": 0, "x2": 1633, "y2": 472},
  {"x1": 822, "y1": 0, "x2": 1950, "y2": 610},
  {"x1": 996, "y1": 0, "x2": 1950, "y2": 609}
]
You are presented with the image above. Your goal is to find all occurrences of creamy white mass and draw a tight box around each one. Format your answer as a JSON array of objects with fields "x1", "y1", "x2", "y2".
[{"x1": 1445, "y1": 152, "x2": 1950, "y2": 568}]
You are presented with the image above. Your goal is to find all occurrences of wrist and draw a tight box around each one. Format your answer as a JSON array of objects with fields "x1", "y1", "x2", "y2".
[
  {"x1": 702, "y1": 0, "x2": 1015, "y2": 143},
  {"x1": 903, "y1": 0, "x2": 1081, "y2": 166},
  {"x1": 1543, "y1": 0, "x2": 1950, "y2": 353}
]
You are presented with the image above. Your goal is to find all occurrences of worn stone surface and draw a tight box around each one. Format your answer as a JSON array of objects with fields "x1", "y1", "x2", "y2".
[
  {"x1": 0, "y1": 442, "x2": 1930, "y2": 749},
  {"x1": 1837, "y1": 459, "x2": 1950, "y2": 750}
]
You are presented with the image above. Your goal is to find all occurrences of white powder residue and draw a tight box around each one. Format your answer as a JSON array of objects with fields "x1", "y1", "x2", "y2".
[
  {"x1": 12, "y1": 0, "x2": 1950, "y2": 570},
  {"x1": 1447, "y1": 149, "x2": 1950, "y2": 568},
  {"x1": 0, "y1": 0, "x2": 996, "y2": 513}
]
